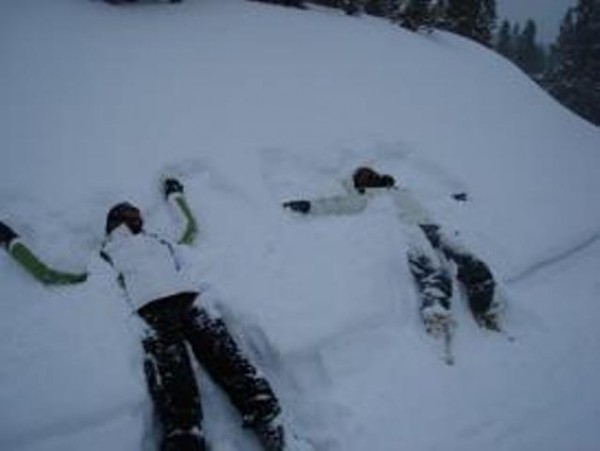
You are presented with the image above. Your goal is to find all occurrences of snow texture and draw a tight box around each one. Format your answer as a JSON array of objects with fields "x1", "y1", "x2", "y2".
[{"x1": 1, "y1": 1, "x2": 600, "y2": 450}]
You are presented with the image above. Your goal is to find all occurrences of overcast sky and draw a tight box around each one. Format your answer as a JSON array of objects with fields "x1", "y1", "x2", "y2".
[{"x1": 497, "y1": 0, "x2": 577, "y2": 43}]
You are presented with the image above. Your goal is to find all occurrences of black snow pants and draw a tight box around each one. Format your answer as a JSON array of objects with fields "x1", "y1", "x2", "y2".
[
  {"x1": 419, "y1": 224, "x2": 497, "y2": 318},
  {"x1": 138, "y1": 292, "x2": 281, "y2": 451}
]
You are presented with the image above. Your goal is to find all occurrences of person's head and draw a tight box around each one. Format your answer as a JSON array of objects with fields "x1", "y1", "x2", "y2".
[
  {"x1": 352, "y1": 166, "x2": 396, "y2": 193},
  {"x1": 105, "y1": 202, "x2": 143, "y2": 235}
]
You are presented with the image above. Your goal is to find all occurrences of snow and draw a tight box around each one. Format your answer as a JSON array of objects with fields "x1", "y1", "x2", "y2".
[{"x1": 1, "y1": 0, "x2": 600, "y2": 450}]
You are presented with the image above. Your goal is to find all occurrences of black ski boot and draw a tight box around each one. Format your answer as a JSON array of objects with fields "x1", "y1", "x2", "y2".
[
  {"x1": 254, "y1": 420, "x2": 285, "y2": 451},
  {"x1": 473, "y1": 295, "x2": 504, "y2": 332},
  {"x1": 162, "y1": 429, "x2": 207, "y2": 451},
  {"x1": 243, "y1": 408, "x2": 285, "y2": 451},
  {"x1": 454, "y1": 254, "x2": 500, "y2": 330}
]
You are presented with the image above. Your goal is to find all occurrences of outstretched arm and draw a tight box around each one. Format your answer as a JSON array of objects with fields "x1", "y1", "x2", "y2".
[
  {"x1": 163, "y1": 178, "x2": 199, "y2": 245},
  {"x1": 0, "y1": 221, "x2": 87, "y2": 285},
  {"x1": 283, "y1": 192, "x2": 368, "y2": 216}
]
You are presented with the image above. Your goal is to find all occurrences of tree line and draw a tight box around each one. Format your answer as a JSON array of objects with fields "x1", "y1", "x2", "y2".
[
  {"x1": 544, "y1": 0, "x2": 600, "y2": 126},
  {"x1": 248, "y1": 0, "x2": 498, "y2": 45},
  {"x1": 248, "y1": 0, "x2": 600, "y2": 127}
]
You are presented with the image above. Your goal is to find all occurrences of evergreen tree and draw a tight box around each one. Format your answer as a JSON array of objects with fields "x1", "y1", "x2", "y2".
[
  {"x1": 430, "y1": 0, "x2": 449, "y2": 29},
  {"x1": 547, "y1": 0, "x2": 600, "y2": 125},
  {"x1": 446, "y1": 0, "x2": 495, "y2": 45},
  {"x1": 477, "y1": 0, "x2": 497, "y2": 45},
  {"x1": 510, "y1": 21, "x2": 520, "y2": 43},
  {"x1": 399, "y1": 0, "x2": 432, "y2": 31},
  {"x1": 340, "y1": 0, "x2": 361, "y2": 15},
  {"x1": 496, "y1": 19, "x2": 512, "y2": 58},
  {"x1": 309, "y1": 0, "x2": 357, "y2": 14},
  {"x1": 446, "y1": 0, "x2": 478, "y2": 38},
  {"x1": 309, "y1": 0, "x2": 337, "y2": 6},
  {"x1": 516, "y1": 19, "x2": 546, "y2": 77},
  {"x1": 363, "y1": 0, "x2": 389, "y2": 17}
]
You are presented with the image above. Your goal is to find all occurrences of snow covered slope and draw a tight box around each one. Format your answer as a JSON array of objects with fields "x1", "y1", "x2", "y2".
[{"x1": 1, "y1": 1, "x2": 600, "y2": 450}]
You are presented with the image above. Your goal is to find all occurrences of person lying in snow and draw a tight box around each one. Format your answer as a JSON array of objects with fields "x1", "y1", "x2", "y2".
[
  {"x1": 0, "y1": 179, "x2": 285, "y2": 451},
  {"x1": 282, "y1": 166, "x2": 503, "y2": 339}
]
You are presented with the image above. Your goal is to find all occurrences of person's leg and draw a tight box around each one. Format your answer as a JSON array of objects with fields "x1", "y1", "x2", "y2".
[
  {"x1": 407, "y1": 247, "x2": 453, "y2": 335},
  {"x1": 420, "y1": 224, "x2": 501, "y2": 328},
  {"x1": 419, "y1": 224, "x2": 443, "y2": 249},
  {"x1": 139, "y1": 299, "x2": 206, "y2": 451},
  {"x1": 453, "y1": 254, "x2": 500, "y2": 328},
  {"x1": 182, "y1": 305, "x2": 284, "y2": 451}
]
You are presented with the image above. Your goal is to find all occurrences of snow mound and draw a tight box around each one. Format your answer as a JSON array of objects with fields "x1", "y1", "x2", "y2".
[{"x1": 1, "y1": 1, "x2": 600, "y2": 450}]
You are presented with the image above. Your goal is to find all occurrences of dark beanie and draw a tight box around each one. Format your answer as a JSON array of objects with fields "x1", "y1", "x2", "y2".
[{"x1": 105, "y1": 202, "x2": 139, "y2": 235}]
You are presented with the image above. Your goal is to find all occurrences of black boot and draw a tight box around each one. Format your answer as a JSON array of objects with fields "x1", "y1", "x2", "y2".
[
  {"x1": 253, "y1": 419, "x2": 285, "y2": 451},
  {"x1": 455, "y1": 255, "x2": 498, "y2": 328},
  {"x1": 162, "y1": 429, "x2": 207, "y2": 451}
]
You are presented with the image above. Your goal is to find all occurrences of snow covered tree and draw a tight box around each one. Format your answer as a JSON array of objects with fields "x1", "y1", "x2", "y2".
[
  {"x1": 340, "y1": 0, "x2": 362, "y2": 15},
  {"x1": 547, "y1": 0, "x2": 600, "y2": 126},
  {"x1": 398, "y1": 0, "x2": 433, "y2": 31},
  {"x1": 446, "y1": 0, "x2": 496, "y2": 46},
  {"x1": 495, "y1": 19, "x2": 512, "y2": 58},
  {"x1": 495, "y1": 19, "x2": 547, "y2": 82},
  {"x1": 307, "y1": 0, "x2": 364, "y2": 15},
  {"x1": 363, "y1": 0, "x2": 389, "y2": 17},
  {"x1": 515, "y1": 19, "x2": 546, "y2": 78},
  {"x1": 477, "y1": 0, "x2": 497, "y2": 45},
  {"x1": 429, "y1": 0, "x2": 449, "y2": 29},
  {"x1": 446, "y1": 0, "x2": 473, "y2": 37}
]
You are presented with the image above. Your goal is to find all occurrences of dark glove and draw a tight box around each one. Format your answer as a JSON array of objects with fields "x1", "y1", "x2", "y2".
[
  {"x1": 452, "y1": 192, "x2": 468, "y2": 202},
  {"x1": 0, "y1": 221, "x2": 18, "y2": 248},
  {"x1": 163, "y1": 178, "x2": 184, "y2": 199},
  {"x1": 283, "y1": 200, "x2": 311, "y2": 214},
  {"x1": 381, "y1": 175, "x2": 396, "y2": 188}
]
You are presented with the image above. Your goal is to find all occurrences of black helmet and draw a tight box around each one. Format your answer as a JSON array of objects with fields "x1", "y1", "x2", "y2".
[
  {"x1": 105, "y1": 202, "x2": 143, "y2": 235},
  {"x1": 352, "y1": 166, "x2": 396, "y2": 192}
]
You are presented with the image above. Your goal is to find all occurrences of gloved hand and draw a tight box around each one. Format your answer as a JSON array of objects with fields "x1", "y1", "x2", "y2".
[
  {"x1": 0, "y1": 221, "x2": 18, "y2": 248},
  {"x1": 163, "y1": 178, "x2": 184, "y2": 199},
  {"x1": 381, "y1": 175, "x2": 396, "y2": 188},
  {"x1": 452, "y1": 192, "x2": 468, "y2": 202},
  {"x1": 282, "y1": 200, "x2": 311, "y2": 214}
]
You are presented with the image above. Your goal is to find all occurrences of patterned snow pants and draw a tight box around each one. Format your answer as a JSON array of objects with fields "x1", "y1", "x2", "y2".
[
  {"x1": 418, "y1": 224, "x2": 497, "y2": 317},
  {"x1": 138, "y1": 292, "x2": 281, "y2": 451},
  {"x1": 407, "y1": 249, "x2": 453, "y2": 313}
]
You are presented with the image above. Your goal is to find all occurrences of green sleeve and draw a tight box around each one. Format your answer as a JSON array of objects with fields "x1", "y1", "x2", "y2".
[
  {"x1": 172, "y1": 195, "x2": 199, "y2": 246},
  {"x1": 9, "y1": 242, "x2": 87, "y2": 285}
]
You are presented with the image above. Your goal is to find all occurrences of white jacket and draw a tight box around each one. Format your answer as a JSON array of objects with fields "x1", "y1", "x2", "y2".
[
  {"x1": 101, "y1": 225, "x2": 196, "y2": 310},
  {"x1": 306, "y1": 180, "x2": 439, "y2": 254},
  {"x1": 308, "y1": 180, "x2": 434, "y2": 226}
]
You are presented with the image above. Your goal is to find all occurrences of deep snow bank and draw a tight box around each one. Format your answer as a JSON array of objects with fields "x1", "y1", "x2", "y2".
[{"x1": 1, "y1": 1, "x2": 600, "y2": 451}]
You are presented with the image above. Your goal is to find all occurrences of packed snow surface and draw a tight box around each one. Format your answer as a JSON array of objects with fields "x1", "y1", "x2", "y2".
[{"x1": 1, "y1": 1, "x2": 600, "y2": 450}]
